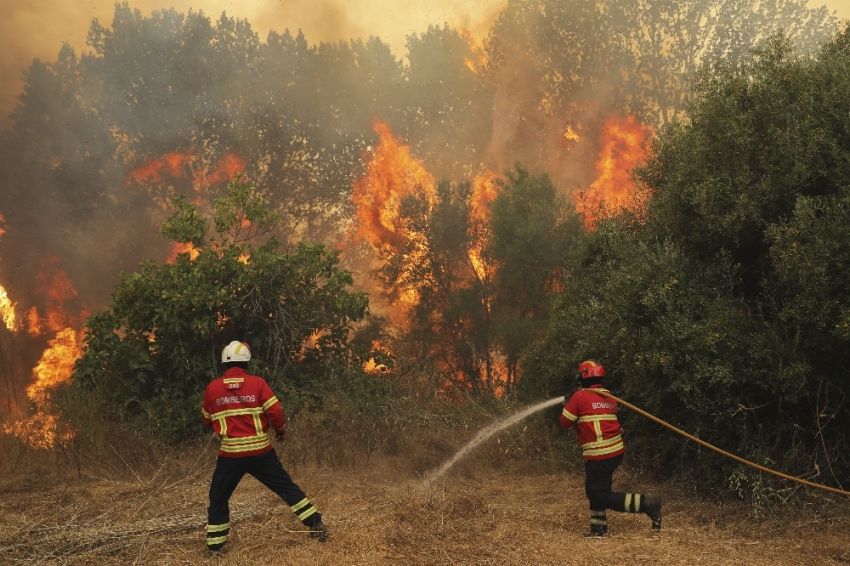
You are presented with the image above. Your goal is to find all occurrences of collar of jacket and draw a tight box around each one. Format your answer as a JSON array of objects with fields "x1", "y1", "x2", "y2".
[{"x1": 223, "y1": 366, "x2": 249, "y2": 378}]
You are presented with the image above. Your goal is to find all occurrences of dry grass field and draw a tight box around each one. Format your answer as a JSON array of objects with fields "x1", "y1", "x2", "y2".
[{"x1": 1, "y1": 416, "x2": 848, "y2": 566}]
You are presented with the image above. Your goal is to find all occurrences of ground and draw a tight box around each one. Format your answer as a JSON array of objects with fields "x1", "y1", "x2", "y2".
[{"x1": 1, "y1": 444, "x2": 848, "y2": 566}]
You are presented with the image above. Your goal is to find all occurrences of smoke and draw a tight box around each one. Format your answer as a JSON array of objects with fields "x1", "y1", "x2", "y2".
[
  {"x1": 0, "y1": 0, "x2": 506, "y2": 131},
  {"x1": 0, "y1": 0, "x2": 841, "y2": 420}
]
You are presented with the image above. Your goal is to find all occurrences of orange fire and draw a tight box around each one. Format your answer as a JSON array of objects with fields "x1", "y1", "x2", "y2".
[
  {"x1": 350, "y1": 122, "x2": 506, "y2": 394},
  {"x1": 27, "y1": 306, "x2": 42, "y2": 336},
  {"x1": 363, "y1": 340, "x2": 392, "y2": 375},
  {"x1": 468, "y1": 171, "x2": 499, "y2": 283},
  {"x1": 26, "y1": 257, "x2": 80, "y2": 336},
  {"x1": 129, "y1": 151, "x2": 245, "y2": 188},
  {"x1": 0, "y1": 213, "x2": 17, "y2": 332},
  {"x1": 5, "y1": 257, "x2": 85, "y2": 448},
  {"x1": 470, "y1": 171, "x2": 499, "y2": 223},
  {"x1": 352, "y1": 119, "x2": 436, "y2": 251},
  {"x1": 461, "y1": 29, "x2": 489, "y2": 75},
  {"x1": 351, "y1": 120, "x2": 436, "y2": 310},
  {"x1": 576, "y1": 115, "x2": 654, "y2": 229},
  {"x1": 206, "y1": 154, "x2": 247, "y2": 185},
  {"x1": 563, "y1": 124, "x2": 580, "y2": 143},
  {"x1": 3, "y1": 328, "x2": 81, "y2": 449},
  {"x1": 166, "y1": 242, "x2": 201, "y2": 264},
  {"x1": 0, "y1": 285, "x2": 16, "y2": 332}
]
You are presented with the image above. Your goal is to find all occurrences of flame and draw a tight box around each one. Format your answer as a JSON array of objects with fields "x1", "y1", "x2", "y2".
[
  {"x1": 166, "y1": 242, "x2": 201, "y2": 264},
  {"x1": 351, "y1": 120, "x2": 436, "y2": 311},
  {"x1": 563, "y1": 124, "x2": 580, "y2": 143},
  {"x1": 470, "y1": 171, "x2": 499, "y2": 224},
  {"x1": 128, "y1": 156, "x2": 170, "y2": 184},
  {"x1": 0, "y1": 285, "x2": 16, "y2": 332},
  {"x1": 461, "y1": 29, "x2": 488, "y2": 75},
  {"x1": 7, "y1": 260, "x2": 84, "y2": 448},
  {"x1": 468, "y1": 171, "x2": 499, "y2": 283},
  {"x1": 128, "y1": 151, "x2": 246, "y2": 202},
  {"x1": 27, "y1": 306, "x2": 42, "y2": 336},
  {"x1": 0, "y1": 213, "x2": 17, "y2": 331},
  {"x1": 3, "y1": 328, "x2": 81, "y2": 449},
  {"x1": 576, "y1": 116, "x2": 654, "y2": 229},
  {"x1": 0, "y1": 232, "x2": 84, "y2": 448},
  {"x1": 352, "y1": 119, "x2": 436, "y2": 251},
  {"x1": 128, "y1": 151, "x2": 244, "y2": 185},
  {"x1": 206, "y1": 154, "x2": 247, "y2": 184},
  {"x1": 363, "y1": 340, "x2": 392, "y2": 374},
  {"x1": 27, "y1": 257, "x2": 80, "y2": 335},
  {"x1": 350, "y1": 123, "x2": 504, "y2": 394}
]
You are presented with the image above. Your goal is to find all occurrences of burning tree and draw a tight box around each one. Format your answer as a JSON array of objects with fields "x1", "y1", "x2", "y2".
[
  {"x1": 350, "y1": 121, "x2": 498, "y2": 393},
  {"x1": 351, "y1": 121, "x2": 578, "y2": 395},
  {"x1": 73, "y1": 177, "x2": 369, "y2": 442},
  {"x1": 525, "y1": 31, "x2": 850, "y2": 491}
]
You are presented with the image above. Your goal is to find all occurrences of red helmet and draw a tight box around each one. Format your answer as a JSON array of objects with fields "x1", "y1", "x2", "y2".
[{"x1": 577, "y1": 360, "x2": 605, "y2": 379}]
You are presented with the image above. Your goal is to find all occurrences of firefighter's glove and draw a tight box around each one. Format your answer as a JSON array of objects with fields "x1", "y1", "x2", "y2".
[{"x1": 275, "y1": 428, "x2": 286, "y2": 443}]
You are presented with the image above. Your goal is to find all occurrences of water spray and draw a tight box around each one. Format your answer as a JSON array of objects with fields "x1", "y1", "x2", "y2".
[
  {"x1": 426, "y1": 391, "x2": 850, "y2": 498},
  {"x1": 423, "y1": 396, "x2": 565, "y2": 484}
]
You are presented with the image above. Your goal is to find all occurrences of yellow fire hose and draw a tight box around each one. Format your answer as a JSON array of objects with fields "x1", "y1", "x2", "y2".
[{"x1": 589, "y1": 389, "x2": 850, "y2": 498}]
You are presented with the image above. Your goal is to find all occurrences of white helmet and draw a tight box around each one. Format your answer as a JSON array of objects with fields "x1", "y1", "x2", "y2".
[{"x1": 222, "y1": 341, "x2": 251, "y2": 363}]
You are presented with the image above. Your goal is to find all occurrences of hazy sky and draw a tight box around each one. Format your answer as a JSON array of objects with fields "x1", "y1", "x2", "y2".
[{"x1": 1, "y1": 0, "x2": 848, "y2": 130}]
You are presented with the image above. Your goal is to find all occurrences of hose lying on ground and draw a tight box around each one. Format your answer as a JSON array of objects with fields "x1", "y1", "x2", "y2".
[{"x1": 591, "y1": 389, "x2": 850, "y2": 498}]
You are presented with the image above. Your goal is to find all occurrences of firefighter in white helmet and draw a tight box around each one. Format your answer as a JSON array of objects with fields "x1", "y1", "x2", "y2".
[{"x1": 201, "y1": 341, "x2": 327, "y2": 555}]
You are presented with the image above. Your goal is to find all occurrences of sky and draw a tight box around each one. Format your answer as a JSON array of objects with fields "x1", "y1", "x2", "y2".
[{"x1": 0, "y1": 0, "x2": 848, "y2": 130}]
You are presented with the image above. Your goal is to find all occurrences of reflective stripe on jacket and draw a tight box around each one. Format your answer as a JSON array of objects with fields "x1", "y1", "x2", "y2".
[
  {"x1": 560, "y1": 386, "x2": 625, "y2": 461},
  {"x1": 202, "y1": 367, "x2": 285, "y2": 458}
]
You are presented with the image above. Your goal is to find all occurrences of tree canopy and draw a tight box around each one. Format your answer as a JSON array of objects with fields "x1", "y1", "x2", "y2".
[
  {"x1": 73, "y1": 178, "x2": 369, "y2": 442},
  {"x1": 0, "y1": 0, "x2": 836, "y2": 316},
  {"x1": 524, "y1": 28, "x2": 850, "y2": 492}
]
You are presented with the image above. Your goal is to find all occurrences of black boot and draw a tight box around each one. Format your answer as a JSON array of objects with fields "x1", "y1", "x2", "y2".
[
  {"x1": 583, "y1": 524, "x2": 608, "y2": 538},
  {"x1": 308, "y1": 519, "x2": 329, "y2": 542},
  {"x1": 583, "y1": 510, "x2": 608, "y2": 538},
  {"x1": 644, "y1": 496, "x2": 662, "y2": 531}
]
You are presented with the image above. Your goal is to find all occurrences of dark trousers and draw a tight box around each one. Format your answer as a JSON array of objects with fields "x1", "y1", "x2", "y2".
[
  {"x1": 585, "y1": 454, "x2": 630, "y2": 511},
  {"x1": 206, "y1": 449, "x2": 321, "y2": 549}
]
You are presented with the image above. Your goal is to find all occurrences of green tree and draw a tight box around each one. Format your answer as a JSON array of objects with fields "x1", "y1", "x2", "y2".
[
  {"x1": 73, "y1": 177, "x2": 369, "y2": 442},
  {"x1": 526, "y1": 29, "x2": 850, "y2": 492},
  {"x1": 488, "y1": 165, "x2": 578, "y2": 389}
]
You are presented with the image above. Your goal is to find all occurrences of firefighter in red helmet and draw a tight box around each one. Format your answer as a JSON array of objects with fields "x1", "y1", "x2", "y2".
[
  {"x1": 561, "y1": 360, "x2": 661, "y2": 537},
  {"x1": 202, "y1": 341, "x2": 328, "y2": 556}
]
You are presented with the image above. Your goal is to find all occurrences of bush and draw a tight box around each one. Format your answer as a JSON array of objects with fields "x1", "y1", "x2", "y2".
[{"x1": 73, "y1": 177, "x2": 369, "y2": 443}]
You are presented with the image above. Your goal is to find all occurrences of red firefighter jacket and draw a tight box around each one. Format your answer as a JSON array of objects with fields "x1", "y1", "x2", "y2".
[
  {"x1": 560, "y1": 385, "x2": 625, "y2": 461},
  {"x1": 201, "y1": 367, "x2": 285, "y2": 458}
]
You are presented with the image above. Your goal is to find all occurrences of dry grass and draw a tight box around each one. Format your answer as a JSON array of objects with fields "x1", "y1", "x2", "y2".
[{"x1": 1, "y1": 414, "x2": 849, "y2": 565}]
